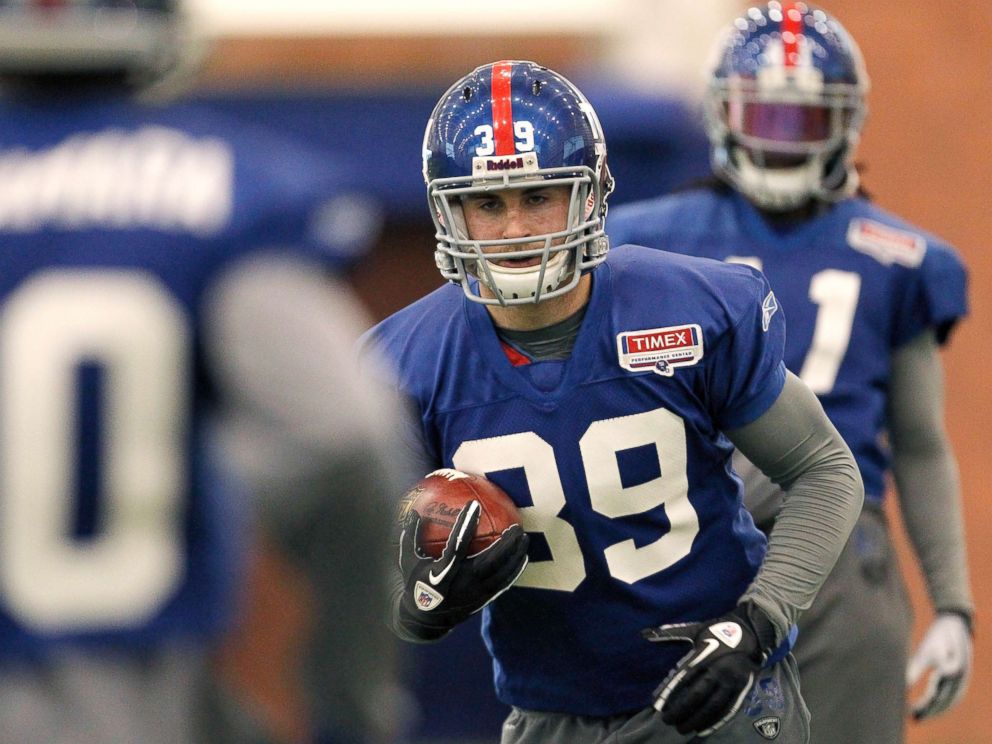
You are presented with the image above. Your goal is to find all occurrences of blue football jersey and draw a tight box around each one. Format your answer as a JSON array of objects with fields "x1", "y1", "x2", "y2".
[
  {"x1": 607, "y1": 187, "x2": 968, "y2": 505},
  {"x1": 0, "y1": 97, "x2": 370, "y2": 654},
  {"x1": 365, "y1": 245, "x2": 787, "y2": 715}
]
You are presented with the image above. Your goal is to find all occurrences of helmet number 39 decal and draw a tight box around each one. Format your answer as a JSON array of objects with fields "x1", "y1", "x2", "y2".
[{"x1": 474, "y1": 121, "x2": 535, "y2": 156}]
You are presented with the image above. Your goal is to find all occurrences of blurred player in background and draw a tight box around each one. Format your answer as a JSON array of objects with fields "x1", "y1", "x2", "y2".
[
  {"x1": 363, "y1": 59, "x2": 865, "y2": 743},
  {"x1": 607, "y1": 4, "x2": 974, "y2": 743},
  {"x1": 0, "y1": 1, "x2": 407, "y2": 743}
]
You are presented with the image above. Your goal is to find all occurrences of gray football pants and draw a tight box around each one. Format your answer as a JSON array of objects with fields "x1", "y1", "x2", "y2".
[
  {"x1": 0, "y1": 645, "x2": 209, "y2": 744},
  {"x1": 790, "y1": 507, "x2": 913, "y2": 744},
  {"x1": 500, "y1": 654, "x2": 810, "y2": 744}
]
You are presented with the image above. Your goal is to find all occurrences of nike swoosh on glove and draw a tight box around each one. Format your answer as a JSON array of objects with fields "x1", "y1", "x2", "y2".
[
  {"x1": 906, "y1": 611, "x2": 973, "y2": 720},
  {"x1": 397, "y1": 500, "x2": 529, "y2": 641},
  {"x1": 641, "y1": 602, "x2": 778, "y2": 737}
]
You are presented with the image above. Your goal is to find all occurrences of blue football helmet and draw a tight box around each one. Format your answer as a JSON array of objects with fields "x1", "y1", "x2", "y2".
[
  {"x1": 704, "y1": 2, "x2": 869, "y2": 211},
  {"x1": 423, "y1": 60, "x2": 613, "y2": 305},
  {"x1": 0, "y1": 0, "x2": 186, "y2": 89}
]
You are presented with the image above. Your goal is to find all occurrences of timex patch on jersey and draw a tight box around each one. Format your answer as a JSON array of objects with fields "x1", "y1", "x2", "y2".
[
  {"x1": 846, "y1": 218, "x2": 926, "y2": 267},
  {"x1": 616, "y1": 324, "x2": 703, "y2": 377}
]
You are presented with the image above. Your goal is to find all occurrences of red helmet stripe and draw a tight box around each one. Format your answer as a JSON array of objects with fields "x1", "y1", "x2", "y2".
[
  {"x1": 490, "y1": 60, "x2": 516, "y2": 155},
  {"x1": 782, "y1": 3, "x2": 803, "y2": 67}
]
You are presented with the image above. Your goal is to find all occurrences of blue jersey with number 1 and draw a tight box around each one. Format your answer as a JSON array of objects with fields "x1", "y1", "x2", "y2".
[
  {"x1": 365, "y1": 244, "x2": 787, "y2": 715},
  {"x1": 0, "y1": 97, "x2": 369, "y2": 655},
  {"x1": 607, "y1": 187, "x2": 968, "y2": 504}
]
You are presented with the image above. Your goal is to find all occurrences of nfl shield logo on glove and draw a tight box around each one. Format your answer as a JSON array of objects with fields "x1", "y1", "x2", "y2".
[
  {"x1": 415, "y1": 581, "x2": 444, "y2": 610},
  {"x1": 753, "y1": 716, "x2": 781, "y2": 740}
]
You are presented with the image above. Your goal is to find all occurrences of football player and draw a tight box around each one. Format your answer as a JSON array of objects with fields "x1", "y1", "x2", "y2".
[
  {"x1": 0, "y1": 2, "x2": 406, "y2": 743},
  {"x1": 362, "y1": 59, "x2": 864, "y2": 743},
  {"x1": 606, "y1": 4, "x2": 974, "y2": 744}
]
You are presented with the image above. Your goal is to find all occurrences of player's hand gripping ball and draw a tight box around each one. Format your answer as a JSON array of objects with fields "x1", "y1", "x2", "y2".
[
  {"x1": 395, "y1": 469, "x2": 529, "y2": 640},
  {"x1": 400, "y1": 469, "x2": 522, "y2": 558}
]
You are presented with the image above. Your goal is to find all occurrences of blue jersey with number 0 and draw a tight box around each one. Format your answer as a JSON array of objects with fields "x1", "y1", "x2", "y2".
[
  {"x1": 0, "y1": 97, "x2": 369, "y2": 655},
  {"x1": 365, "y1": 245, "x2": 787, "y2": 714},
  {"x1": 607, "y1": 188, "x2": 968, "y2": 504}
]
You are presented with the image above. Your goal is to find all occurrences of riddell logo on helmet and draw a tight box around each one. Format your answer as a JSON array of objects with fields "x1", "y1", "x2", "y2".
[
  {"x1": 487, "y1": 157, "x2": 525, "y2": 171},
  {"x1": 472, "y1": 153, "x2": 539, "y2": 177}
]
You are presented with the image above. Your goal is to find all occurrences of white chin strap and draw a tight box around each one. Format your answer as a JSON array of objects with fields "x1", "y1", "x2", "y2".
[{"x1": 481, "y1": 251, "x2": 571, "y2": 302}]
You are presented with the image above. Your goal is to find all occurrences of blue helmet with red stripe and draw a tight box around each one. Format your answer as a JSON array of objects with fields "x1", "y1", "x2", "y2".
[
  {"x1": 704, "y1": 2, "x2": 869, "y2": 210},
  {"x1": 423, "y1": 60, "x2": 613, "y2": 305}
]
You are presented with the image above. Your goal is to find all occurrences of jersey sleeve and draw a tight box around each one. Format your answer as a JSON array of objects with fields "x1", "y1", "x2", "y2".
[
  {"x1": 357, "y1": 324, "x2": 440, "y2": 477},
  {"x1": 893, "y1": 241, "x2": 968, "y2": 347},
  {"x1": 606, "y1": 198, "x2": 669, "y2": 250},
  {"x1": 605, "y1": 206, "x2": 640, "y2": 248},
  {"x1": 706, "y1": 266, "x2": 788, "y2": 430}
]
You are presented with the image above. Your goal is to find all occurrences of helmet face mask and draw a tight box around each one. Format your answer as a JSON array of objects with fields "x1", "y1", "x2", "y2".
[
  {"x1": 423, "y1": 60, "x2": 613, "y2": 306},
  {"x1": 704, "y1": 2, "x2": 869, "y2": 211}
]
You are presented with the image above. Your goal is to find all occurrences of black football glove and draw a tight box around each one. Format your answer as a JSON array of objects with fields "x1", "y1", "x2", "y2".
[
  {"x1": 641, "y1": 601, "x2": 779, "y2": 737},
  {"x1": 397, "y1": 500, "x2": 529, "y2": 640}
]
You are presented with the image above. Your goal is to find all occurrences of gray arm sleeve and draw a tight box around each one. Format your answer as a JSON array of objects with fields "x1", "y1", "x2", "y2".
[
  {"x1": 204, "y1": 253, "x2": 412, "y2": 510},
  {"x1": 726, "y1": 372, "x2": 864, "y2": 642},
  {"x1": 888, "y1": 330, "x2": 973, "y2": 613},
  {"x1": 203, "y1": 253, "x2": 416, "y2": 740}
]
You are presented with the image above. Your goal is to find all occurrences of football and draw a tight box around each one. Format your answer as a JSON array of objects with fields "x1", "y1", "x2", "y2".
[{"x1": 400, "y1": 469, "x2": 522, "y2": 559}]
